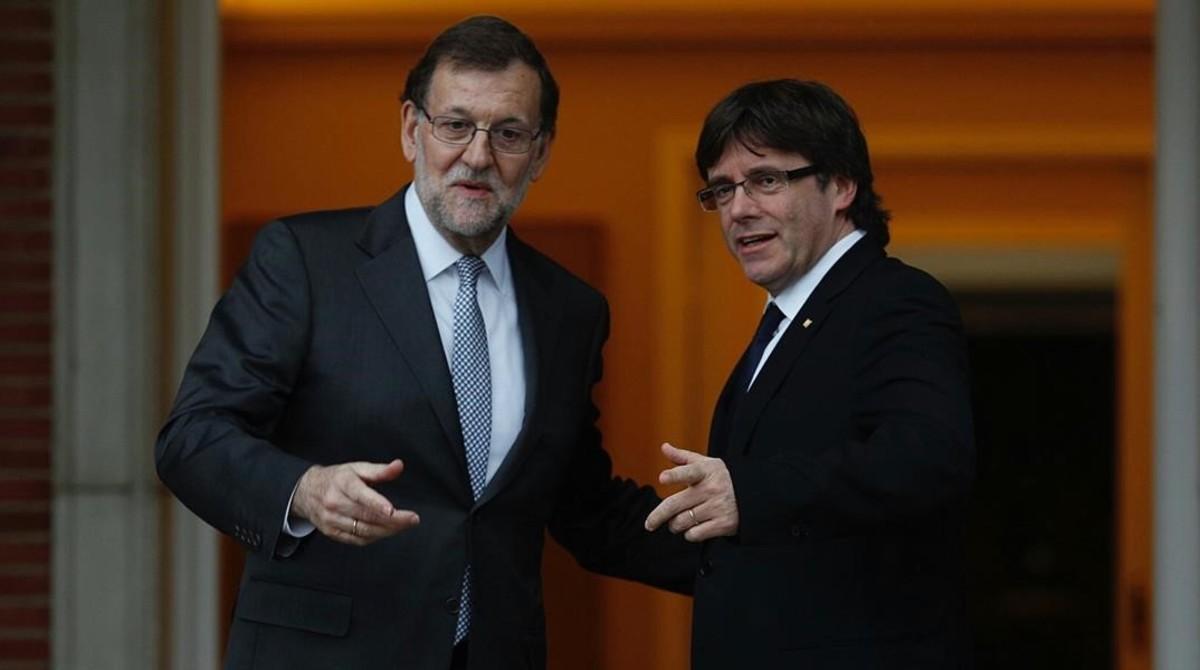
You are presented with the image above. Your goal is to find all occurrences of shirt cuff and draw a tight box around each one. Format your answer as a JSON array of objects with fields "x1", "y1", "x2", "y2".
[{"x1": 281, "y1": 480, "x2": 315, "y2": 538}]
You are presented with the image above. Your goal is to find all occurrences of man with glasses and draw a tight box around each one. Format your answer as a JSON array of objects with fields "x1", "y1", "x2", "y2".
[
  {"x1": 157, "y1": 16, "x2": 692, "y2": 670},
  {"x1": 646, "y1": 80, "x2": 975, "y2": 668}
]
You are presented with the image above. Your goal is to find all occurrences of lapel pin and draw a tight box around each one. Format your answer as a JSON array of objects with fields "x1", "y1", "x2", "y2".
[{"x1": 802, "y1": 318, "x2": 813, "y2": 329}]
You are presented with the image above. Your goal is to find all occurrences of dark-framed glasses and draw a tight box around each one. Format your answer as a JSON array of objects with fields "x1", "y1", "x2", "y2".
[
  {"x1": 418, "y1": 106, "x2": 541, "y2": 155},
  {"x1": 696, "y1": 165, "x2": 822, "y2": 212}
]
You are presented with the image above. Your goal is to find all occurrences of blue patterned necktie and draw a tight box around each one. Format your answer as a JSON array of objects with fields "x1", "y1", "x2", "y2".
[{"x1": 451, "y1": 255, "x2": 491, "y2": 644}]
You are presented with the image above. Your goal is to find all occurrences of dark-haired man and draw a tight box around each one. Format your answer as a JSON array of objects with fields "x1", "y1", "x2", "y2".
[
  {"x1": 157, "y1": 16, "x2": 692, "y2": 670},
  {"x1": 646, "y1": 80, "x2": 975, "y2": 668}
]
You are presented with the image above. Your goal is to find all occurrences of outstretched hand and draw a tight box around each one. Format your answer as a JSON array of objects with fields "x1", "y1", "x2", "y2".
[
  {"x1": 291, "y1": 459, "x2": 420, "y2": 546},
  {"x1": 644, "y1": 443, "x2": 739, "y2": 542}
]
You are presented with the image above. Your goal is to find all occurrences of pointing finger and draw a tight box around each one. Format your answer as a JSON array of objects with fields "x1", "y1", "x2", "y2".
[
  {"x1": 659, "y1": 463, "x2": 703, "y2": 486},
  {"x1": 354, "y1": 509, "x2": 421, "y2": 538},
  {"x1": 355, "y1": 459, "x2": 405, "y2": 484},
  {"x1": 345, "y1": 478, "x2": 397, "y2": 521},
  {"x1": 661, "y1": 443, "x2": 702, "y2": 465},
  {"x1": 645, "y1": 489, "x2": 697, "y2": 531}
]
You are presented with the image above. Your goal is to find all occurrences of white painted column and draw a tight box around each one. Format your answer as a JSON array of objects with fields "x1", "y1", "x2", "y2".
[
  {"x1": 1153, "y1": 0, "x2": 1200, "y2": 668},
  {"x1": 52, "y1": 0, "x2": 162, "y2": 667},
  {"x1": 166, "y1": 1, "x2": 221, "y2": 669}
]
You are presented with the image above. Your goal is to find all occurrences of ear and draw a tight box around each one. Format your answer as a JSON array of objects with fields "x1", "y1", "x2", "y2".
[
  {"x1": 527, "y1": 132, "x2": 554, "y2": 182},
  {"x1": 400, "y1": 100, "x2": 420, "y2": 163},
  {"x1": 831, "y1": 175, "x2": 857, "y2": 213}
]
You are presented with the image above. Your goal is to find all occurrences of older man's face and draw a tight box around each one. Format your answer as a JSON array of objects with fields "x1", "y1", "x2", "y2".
[{"x1": 401, "y1": 61, "x2": 551, "y2": 252}]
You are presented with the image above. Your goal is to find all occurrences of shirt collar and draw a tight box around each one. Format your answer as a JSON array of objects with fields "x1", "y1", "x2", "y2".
[
  {"x1": 770, "y1": 228, "x2": 866, "y2": 321},
  {"x1": 404, "y1": 185, "x2": 511, "y2": 294}
]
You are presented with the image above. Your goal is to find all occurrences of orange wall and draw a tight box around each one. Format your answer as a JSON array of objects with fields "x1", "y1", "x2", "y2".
[{"x1": 222, "y1": 13, "x2": 1153, "y2": 669}]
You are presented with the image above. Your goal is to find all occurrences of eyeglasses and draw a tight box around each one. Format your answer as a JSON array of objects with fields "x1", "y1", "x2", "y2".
[
  {"x1": 417, "y1": 106, "x2": 542, "y2": 155},
  {"x1": 696, "y1": 165, "x2": 822, "y2": 212}
]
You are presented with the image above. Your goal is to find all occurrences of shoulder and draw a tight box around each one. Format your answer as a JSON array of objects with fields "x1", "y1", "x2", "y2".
[
  {"x1": 850, "y1": 255, "x2": 964, "y2": 346},
  {"x1": 864, "y1": 255, "x2": 956, "y2": 305},
  {"x1": 273, "y1": 206, "x2": 375, "y2": 244},
  {"x1": 244, "y1": 205, "x2": 377, "y2": 271}
]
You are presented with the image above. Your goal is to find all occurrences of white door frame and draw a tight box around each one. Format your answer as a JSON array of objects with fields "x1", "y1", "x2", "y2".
[{"x1": 53, "y1": 0, "x2": 220, "y2": 667}]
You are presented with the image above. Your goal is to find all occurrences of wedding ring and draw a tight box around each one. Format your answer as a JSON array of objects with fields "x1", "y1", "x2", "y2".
[
  {"x1": 688, "y1": 509, "x2": 698, "y2": 527},
  {"x1": 352, "y1": 518, "x2": 359, "y2": 536}
]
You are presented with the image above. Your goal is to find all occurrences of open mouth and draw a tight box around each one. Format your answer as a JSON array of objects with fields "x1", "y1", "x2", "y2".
[{"x1": 737, "y1": 232, "x2": 776, "y2": 251}]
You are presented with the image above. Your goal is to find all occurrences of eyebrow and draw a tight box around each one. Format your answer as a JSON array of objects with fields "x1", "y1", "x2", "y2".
[
  {"x1": 440, "y1": 106, "x2": 531, "y2": 127},
  {"x1": 707, "y1": 165, "x2": 788, "y2": 185}
]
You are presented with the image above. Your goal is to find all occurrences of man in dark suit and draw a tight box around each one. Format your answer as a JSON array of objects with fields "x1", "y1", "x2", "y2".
[
  {"x1": 156, "y1": 16, "x2": 692, "y2": 670},
  {"x1": 646, "y1": 80, "x2": 975, "y2": 668}
]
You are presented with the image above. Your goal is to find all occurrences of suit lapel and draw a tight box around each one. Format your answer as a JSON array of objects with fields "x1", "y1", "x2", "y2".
[
  {"x1": 476, "y1": 232, "x2": 561, "y2": 506},
  {"x1": 354, "y1": 188, "x2": 467, "y2": 475},
  {"x1": 725, "y1": 234, "x2": 885, "y2": 457}
]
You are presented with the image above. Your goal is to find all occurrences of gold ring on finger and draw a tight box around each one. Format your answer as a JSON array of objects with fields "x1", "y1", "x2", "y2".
[
  {"x1": 688, "y1": 509, "x2": 698, "y2": 527},
  {"x1": 352, "y1": 518, "x2": 359, "y2": 536}
]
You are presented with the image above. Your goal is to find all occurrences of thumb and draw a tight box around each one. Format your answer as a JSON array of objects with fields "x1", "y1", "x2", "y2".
[
  {"x1": 357, "y1": 459, "x2": 405, "y2": 484},
  {"x1": 661, "y1": 442, "x2": 699, "y2": 465}
]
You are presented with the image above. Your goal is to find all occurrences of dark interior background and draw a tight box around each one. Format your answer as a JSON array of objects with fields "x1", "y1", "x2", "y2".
[{"x1": 960, "y1": 290, "x2": 1115, "y2": 669}]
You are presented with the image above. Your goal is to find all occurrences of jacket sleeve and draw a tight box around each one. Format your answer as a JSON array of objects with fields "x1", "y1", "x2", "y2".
[
  {"x1": 155, "y1": 220, "x2": 315, "y2": 558},
  {"x1": 729, "y1": 269, "x2": 975, "y2": 544},
  {"x1": 547, "y1": 298, "x2": 698, "y2": 595}
]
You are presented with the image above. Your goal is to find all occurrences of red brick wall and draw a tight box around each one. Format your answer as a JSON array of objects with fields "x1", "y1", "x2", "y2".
[{"x1": 0, "y1": 1, "x2": 53, "y2": 668}]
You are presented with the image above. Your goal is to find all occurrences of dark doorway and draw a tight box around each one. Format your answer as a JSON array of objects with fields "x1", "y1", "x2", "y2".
[{"x1": 959, "y1": 290, "x2": 1115, "y2": 669}]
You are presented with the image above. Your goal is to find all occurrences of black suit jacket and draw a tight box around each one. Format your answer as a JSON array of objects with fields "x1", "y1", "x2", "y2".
[
  {"x1": 156, "y1": 188, "x2": 694, "y2": 670},
  {"x1": 692, "y1": 233, "x2": 975, "y2": 669}
]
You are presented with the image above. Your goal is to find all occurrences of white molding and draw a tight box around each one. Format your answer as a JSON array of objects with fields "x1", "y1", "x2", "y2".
[
  {"x1": 53, "y1": 0, "x2": 162, "y2": 667},
  {"x1": 1153, "y1": 0, "x2": 1200, "y2": 668},
  {"x1": 167, "y1": 1, "x2": 222, "y2": 669}
]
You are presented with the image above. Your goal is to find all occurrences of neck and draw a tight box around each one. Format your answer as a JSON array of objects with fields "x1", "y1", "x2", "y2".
[{"x1": 437, "y1": 225, "x2": 504, "y2": 257}]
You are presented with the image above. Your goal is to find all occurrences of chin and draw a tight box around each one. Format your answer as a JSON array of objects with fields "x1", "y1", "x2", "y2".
[
  {"x1": 449, "y1": 219, "x2": 499, "y2": 239},
  {"x1": 452, "y1": 211, "x2": 508, "y2": 238},
  {"x1": 739, "y1": 263, "x2": 775, "y2": 288},
  {"x1": 443, "y1": 200, "x2": 500, "y2": 233}
]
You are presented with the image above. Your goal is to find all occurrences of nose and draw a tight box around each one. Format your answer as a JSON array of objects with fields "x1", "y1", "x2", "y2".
[
  {"x1": 727, "y1": 183, "x2": 759, "y2": 221},
  {"x1": 459, "y1": 129, "x2": 495, "y2": 171}
]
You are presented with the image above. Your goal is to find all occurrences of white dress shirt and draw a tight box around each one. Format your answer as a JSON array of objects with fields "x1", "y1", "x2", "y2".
[
  {"x1": 404, "y1": 186, "x2": 525, "y2": 484},
  {"x1": 283, "y1": 189, "x2": 526, "y2": 536},
  {"x1": 747, "y1": 228, "x2": 866, "y2": 389}
]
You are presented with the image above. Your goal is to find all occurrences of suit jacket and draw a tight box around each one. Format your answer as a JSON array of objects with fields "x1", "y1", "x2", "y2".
[
  {"x1": 156, "y1": 187, "x2": 695, "y2": 670},
  {"x1": 692, "y1": 233, "x2": 975, "y2": 669}
]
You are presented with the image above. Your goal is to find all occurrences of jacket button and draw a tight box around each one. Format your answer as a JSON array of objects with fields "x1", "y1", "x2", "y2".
[
  {"x1": 444, "y1": 597, "x2": 460, "y2": 615},
  {"x1": 698, "y1": 560, "x2": 713, "y2": 577},
  {"x1": 790, "y1": 524, "x2": 806, "y2": 538}
]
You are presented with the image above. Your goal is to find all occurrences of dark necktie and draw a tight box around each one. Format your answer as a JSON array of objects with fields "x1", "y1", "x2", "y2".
[
  {"x1": 735, "y1": 303, "x2": 786, "y2": 392},
  {"x1": 450, "y1": 255, "x2": 490, "y2": 643}
]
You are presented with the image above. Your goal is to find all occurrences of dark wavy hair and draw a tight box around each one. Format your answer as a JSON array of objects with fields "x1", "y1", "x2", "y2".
[
  {"x1": 695, "y1": 79, "x2": 890, "y2": 244},
  {"x1": 402, "y1": 16, "x2": 559, "y2": 138}
]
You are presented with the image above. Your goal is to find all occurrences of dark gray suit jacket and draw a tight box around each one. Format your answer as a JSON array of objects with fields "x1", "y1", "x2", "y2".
[{"x1": 156, "y1": 187, "x2": 695, "y2": 670}]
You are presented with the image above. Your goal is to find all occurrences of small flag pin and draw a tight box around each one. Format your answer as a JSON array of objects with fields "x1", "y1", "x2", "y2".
[{"x1": 802, "y1": 318, "x2": 813, "y2": 329}]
